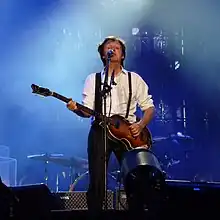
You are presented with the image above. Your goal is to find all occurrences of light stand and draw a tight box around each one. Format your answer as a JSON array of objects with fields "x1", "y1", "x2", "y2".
[
  {"x1": 120, "y1": 149, "x2": 166, "y2": 214},
  {"x1": 100, "y1": 53, "x2": 113, "y2": 210}
]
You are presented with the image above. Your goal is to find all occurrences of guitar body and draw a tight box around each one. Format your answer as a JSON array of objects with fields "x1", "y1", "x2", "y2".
[{"x1": 100, "y1": 114, "x2": 152, "y2": 151}]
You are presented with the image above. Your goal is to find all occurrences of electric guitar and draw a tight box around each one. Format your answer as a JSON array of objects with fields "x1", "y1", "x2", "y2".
[{"x1": 31, "y1": 84, "x2": 153, "y2": 150}]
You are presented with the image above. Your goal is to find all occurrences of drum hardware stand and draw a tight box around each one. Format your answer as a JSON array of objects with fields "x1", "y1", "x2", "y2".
[
  {"x1": 69, "y1": 166, "x2": 80, "y2": 190},
  {"x1": 159, "y1": 99, "x2": 165, "y2": 122},
  {"x1": 100, "y1": 50, "x2": 114, "y2": 210},
  {"x1": 158, "y1": 99, "x2": 170, "y2": 124},
  {"x1": 69, "y1": 166, "x2": 74, "y2": 185},
  {"x1": 182, "y1": 99, "x2": 187, "y2": 130},
  {"x1": 56, "y1": 173, "x2": 59, "y2": 192},
  {"x1": 55, "y1": 171, "x2": 66, "y2": 192},
  {"x1": 204, "y1": 112, "x2": 209, "y2": 133},
  {"x1": 44, "y1": 160, "x2": 49, "y2": 186}
]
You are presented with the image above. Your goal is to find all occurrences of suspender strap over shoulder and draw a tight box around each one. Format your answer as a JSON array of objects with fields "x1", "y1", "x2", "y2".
[
  {"x1": 125, "y1": 71, "x2": 132, "y2": 119},
  {"x1": 95, "y1": 72, "x2": 102, "y2": 115}
]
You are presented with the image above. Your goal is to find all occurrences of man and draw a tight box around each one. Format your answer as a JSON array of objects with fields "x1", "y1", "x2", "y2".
[{"x1": 67, "y1": 36, "x2": 155, "y2": 213}]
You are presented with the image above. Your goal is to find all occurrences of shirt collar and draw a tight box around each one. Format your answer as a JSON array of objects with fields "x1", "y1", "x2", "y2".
[{"x1": 101, "y1": 67, "x2": 128, "y2": 76}]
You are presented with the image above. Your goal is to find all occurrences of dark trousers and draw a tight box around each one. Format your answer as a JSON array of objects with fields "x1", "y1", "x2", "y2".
[{"x1": 86, "y1": 122, "x2": 125, "y2": 213}]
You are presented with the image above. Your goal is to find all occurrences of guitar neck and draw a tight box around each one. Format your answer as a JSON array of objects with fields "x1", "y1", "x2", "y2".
[
  {"x1": 52, "y1": 92, "x2": 71, "y2": 103},
  {"x1": 51, "y1": 92, "x2": 103, "y2": 119}
]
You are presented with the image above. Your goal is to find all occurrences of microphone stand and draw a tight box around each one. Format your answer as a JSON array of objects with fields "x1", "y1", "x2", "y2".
[{"x1": 100, "y1": 55, "x2": 113, "y2": 210}]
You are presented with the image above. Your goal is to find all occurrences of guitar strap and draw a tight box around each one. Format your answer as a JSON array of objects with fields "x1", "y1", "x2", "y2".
[
  {"x1": 125, "y1": 71, "x2": 132, "y2": 119},
  {"x1": 94, "y1": 71, "x2": 132, "y2": 119}
]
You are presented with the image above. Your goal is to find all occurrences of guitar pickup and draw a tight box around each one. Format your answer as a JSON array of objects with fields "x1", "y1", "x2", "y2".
[{"x1": 115, "y1": 120, "x2": 120, "y2": 129}]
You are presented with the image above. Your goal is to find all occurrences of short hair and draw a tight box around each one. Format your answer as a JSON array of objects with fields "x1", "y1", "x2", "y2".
[{"x1": 97, "y1": 36, "x2": 126, "y2": 66}]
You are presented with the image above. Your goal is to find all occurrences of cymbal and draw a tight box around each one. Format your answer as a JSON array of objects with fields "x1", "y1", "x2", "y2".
[
  {"x1": 170, "y1": 132, "x2": 193, "y2": 140},
  {"x1": 27, "y1": 153, "x2": 64, "y2": 161},
  {"x1": 27, "y1": 153, "x2": 88, "y2": 169},
  {"x1": 49, "y1": 156, "x2": 88, "y2": 169},
  {"x1": 153, "y1": 133, "x2": 193, "y2": 144},
  {"x1": 111, "y1": 170, "x2": 120, "y2": 175},
  {"x1": 153, "y1": 136, "x2": 169, "y2": 143}
]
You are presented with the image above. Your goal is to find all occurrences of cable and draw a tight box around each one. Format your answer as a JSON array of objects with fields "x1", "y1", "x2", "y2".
[
  {"x1": 108, "y1": 69, "x2": 115, "y2": 117},
  {"x1": 117, "y1": 171, "x2": 128, "y2": 211}
]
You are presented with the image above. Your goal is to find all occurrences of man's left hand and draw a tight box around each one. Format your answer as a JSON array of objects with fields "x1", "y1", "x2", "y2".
[{"x1": 129, "y1": 122, "x2": 144, "y2": 137}]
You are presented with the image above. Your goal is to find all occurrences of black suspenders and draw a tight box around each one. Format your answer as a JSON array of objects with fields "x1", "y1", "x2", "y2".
[
  {"x1": 125, "y1": 71, "x2": 132, "y2": 119},
  {"x1": 95, "y1": 72, "x2": 102, "y2": 115},
  {"x1": 94, "y1": 71, "x2": 132, "y2": 119}
]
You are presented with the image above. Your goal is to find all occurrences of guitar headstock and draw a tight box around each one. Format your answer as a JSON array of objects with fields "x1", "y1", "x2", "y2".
[{"x1": 31, "y1": 84, "x2": 52, "y2": 97}]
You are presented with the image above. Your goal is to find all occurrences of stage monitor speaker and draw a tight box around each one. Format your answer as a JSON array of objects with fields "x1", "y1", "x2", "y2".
[
  {"x1": 0, "y1": 177, "x2": 14, "y2": 218},
  {"x1": 165, "y1": 180, "x2": 220, "y2": 213},
  {"x1": 9, "y1": 184, "x2": 58, "y2": 219}
]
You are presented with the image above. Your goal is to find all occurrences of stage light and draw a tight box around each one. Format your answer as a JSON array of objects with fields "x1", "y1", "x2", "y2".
[
  {"x1": 175, "y1": 61, "x2": 180, "y2": 70},
  {"x1": 132, "y1": 28, "x2": 140, "y2": 35},
  {"x1": 120, "y1": 148, "x2": 166, "y2": 212}
]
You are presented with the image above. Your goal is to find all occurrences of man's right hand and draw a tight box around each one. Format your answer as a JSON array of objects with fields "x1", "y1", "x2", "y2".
[{"x1": 67, "y1": 99, "x2": 77, "y2": 111}]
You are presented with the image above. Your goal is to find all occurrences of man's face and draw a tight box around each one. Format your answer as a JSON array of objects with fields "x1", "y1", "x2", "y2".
[{"x1": 103, "y1": 40, "x2": 124, "y2": 64}]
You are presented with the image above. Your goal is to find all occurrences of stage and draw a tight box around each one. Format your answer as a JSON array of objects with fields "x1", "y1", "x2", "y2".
[
  {"x1": 9, "y1": 207, "x2": 218, "y2": 220},
  {"x1": 1, "y1": 179, "x2": 219, "y2": 219}
]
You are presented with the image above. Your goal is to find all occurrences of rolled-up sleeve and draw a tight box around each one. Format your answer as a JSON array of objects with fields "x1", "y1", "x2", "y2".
[
  {"x1": 136, "y1": 75, "x2": 154, "y2": 111},
  {"x1": 82, "y1": 73, "x2": 96, "y2": 110}
]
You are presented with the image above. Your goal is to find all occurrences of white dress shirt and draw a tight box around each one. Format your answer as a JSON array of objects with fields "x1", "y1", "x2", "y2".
[{"x1": 82, "y1": 68, "x2": 154, "y2": 123}]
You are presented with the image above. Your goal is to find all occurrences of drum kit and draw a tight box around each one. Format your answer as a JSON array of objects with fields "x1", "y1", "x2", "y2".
[
  {"x1": 26, "y1": 149, "x2": 165, "y2": 193},
  {"x1": 151, "y1": 99, "x2": 195, "y2": 180},
  {"x1": 27, "y1": 152, "x2": 122, "y2": 192},
  {"x1": 26, "y1": 130, "x2": 193, "y2": 192},
  {"x1": 151, "y1": 132, "x2": 194, "y2": 179},
  {"x1": 27, "y1": 153, "x2": 89, "y2": 192}
]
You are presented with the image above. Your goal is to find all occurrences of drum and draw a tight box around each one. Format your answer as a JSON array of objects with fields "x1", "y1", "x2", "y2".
[{"x1": 71, "y1": 171, "x2": 118, "y2": 191}]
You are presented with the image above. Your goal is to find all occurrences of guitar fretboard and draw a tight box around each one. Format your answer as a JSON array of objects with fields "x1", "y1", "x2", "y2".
[
  {"x1": 52, "y1": 92, "x2": 70, "y2": 103},
  {"x1": 52, "y1": 92, "x2": 104, "y2": 121}
]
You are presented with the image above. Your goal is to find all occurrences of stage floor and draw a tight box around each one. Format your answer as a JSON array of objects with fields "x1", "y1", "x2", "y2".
[{"x1": 50, "y1": 209, "x2": 215, "y2": 220}]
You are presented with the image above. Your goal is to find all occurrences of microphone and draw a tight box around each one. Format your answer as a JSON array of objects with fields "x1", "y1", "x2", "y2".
[{"x1": 107, "y1": 49, "x2": 114, "y2": 58}]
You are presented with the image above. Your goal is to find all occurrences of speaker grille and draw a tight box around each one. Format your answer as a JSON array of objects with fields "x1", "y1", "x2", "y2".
[{"x1": 55, "y1": 190, "x2": 114, "y2": 210}]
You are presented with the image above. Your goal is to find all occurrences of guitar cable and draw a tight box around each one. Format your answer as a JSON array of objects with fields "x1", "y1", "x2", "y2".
[{"x1": 109, "y1": 91, "x2": 112, "y2": 117}]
